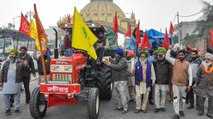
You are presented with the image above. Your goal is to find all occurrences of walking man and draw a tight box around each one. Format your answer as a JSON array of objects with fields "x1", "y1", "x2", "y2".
[
  {"x1": 18, "y1": 46, "x2": 36, "y2": 104},
  {"x1": 186, "y1": 49, "x2": 201, "y2": 109},
  {"x1": 194, "y1": 53, "x2": 213, "y2": 118},
  {"x1": 153, "y1": 47, "x2": 172, "y2": 113},
  {"x1": 0, "y1": 49, "x2": 27, "y2": 115},
  {"x1": 134, "y1": 51, "x2": 156, "y2": 113},
  {"x1": 166, "y1": 45, "x2": 193, "y2": 119},
  {"x1": 103, "y1": 48, "x2": 129, "y2": 114}
]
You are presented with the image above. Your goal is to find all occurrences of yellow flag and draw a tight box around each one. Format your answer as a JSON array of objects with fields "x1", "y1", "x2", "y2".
[
  {"x1": 72, "y1": 7, "x2": 98, "y2": 60},
  {"x1": 29, "y1": 19, "x2": 46, "y2": 52}
]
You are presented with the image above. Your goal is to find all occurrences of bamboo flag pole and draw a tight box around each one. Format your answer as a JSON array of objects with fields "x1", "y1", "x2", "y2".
[{"x1": 34, "y1": 4, "x2": 47, "y2": 82}]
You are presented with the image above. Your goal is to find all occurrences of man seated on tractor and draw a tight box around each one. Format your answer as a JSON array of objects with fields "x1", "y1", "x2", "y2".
[
  {"x1": 63, "y1": 29, "x2": 72, "y2": 57},
  {"x1": 95, "y1": 30, "x2": 109, "y2": 64}
]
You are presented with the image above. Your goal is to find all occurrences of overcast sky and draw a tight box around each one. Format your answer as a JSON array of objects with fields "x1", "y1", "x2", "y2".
[{"x1": 0, "y1": 0, "x2": 212, "y2": 31}]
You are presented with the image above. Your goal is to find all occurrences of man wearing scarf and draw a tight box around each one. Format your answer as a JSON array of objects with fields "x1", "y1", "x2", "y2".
[
  {"x1": 166, "y1": 45, "x2": 193, "y2": 119},
  {"x1": 194, "y1": 53, "x2": 213, "y2": 118},
  {"x1": 0, "y1": 49, "x2": 27, "y2": 116},
  {"x1": 103, "y1": 48, "x2": 128, "y2": 114},
  {"x1": 153, "y1": 47, "x2": 172, "y2": 113},
  {"x1": 134, "y1": 50, "x2": 156, "y2": 113}
]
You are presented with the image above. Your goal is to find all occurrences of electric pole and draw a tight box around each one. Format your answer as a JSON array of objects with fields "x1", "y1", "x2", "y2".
[{"x1": 177, "y1": 12, "x2": 181, "y2": 44}]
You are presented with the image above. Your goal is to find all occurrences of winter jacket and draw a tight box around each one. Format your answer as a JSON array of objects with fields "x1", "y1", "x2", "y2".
[
  {"x1": 36, "y1": 56, "x2": 51, "y2": 75},
  {"x1": 109, "y1": 57, "x2": 128, "y2": 82},
  {"x1": 0, "y1": 59, "x2": 25, "y2": 83},
  {"x1": 18, "y1": 53, "x2": 35, "y2": 77},
  {"x1": 153, "y1": 59, "x2": 172, "y2": 84}
]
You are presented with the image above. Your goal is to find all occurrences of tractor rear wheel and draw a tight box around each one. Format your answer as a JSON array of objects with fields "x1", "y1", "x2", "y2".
[
  {"x1": 96, "y1": 64, "x2": 112, "y2": 100},
  {"x1": 30, "y1": 87, "x2": 47, "y2": 119},
  {"x1": 88, "y1": 88, "x2": 100, "y2": 119}
]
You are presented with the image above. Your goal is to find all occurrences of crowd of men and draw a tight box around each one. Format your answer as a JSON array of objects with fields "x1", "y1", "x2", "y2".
[
  {"x1": 0, "y1": 46, "x2": 51, "y2": 116},
  {"x1": 0, "y1": 29, "x2": 213, "y2": 119},
  {"x1": 103, "y1": 44, "x2": 213, "y2": 119}
]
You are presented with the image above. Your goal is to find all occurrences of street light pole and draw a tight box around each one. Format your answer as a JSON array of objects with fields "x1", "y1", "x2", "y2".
[
  {"x1": 13, "y1": 16, "x2": 20, "y2": 30},
  {"x1": 177, "y1": 12, "x2": 181, "y2": 44},
  {"x1": 25, "y1": 10, "x2": 35, "y2": 20}
]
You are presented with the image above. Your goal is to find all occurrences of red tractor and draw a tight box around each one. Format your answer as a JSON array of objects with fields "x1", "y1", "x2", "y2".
[{"x1": 29, "y1": 24, "x2": 113, "y2": 119}]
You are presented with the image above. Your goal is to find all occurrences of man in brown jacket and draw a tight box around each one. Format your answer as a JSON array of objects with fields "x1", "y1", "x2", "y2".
[{"x1": 166, "y1": 45, "x2": 193, "y2": 119}]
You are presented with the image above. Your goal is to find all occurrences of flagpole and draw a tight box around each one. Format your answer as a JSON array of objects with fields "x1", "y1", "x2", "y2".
[
  {"x1": 26, "y1": 37, "x2": 29, "y2": 50},
  {"x1": 116, "y1": 33, "x2": 118, "y2": 47},
  {"x1": 34, "y1": 4, "x2": 47, "y2": 82}
]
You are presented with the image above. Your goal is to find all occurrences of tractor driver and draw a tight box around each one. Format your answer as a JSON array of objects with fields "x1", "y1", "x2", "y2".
[{"x1": 95, "y1": 30, "x2": 109, "y2": 64}]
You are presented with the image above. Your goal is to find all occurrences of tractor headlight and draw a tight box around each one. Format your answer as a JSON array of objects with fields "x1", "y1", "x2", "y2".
[
  {"x1": 52, "y1": 66, "x2": 59, "y2": 71},
  {"x1": 64, "y1": 66, "x2": 72, "y2": 72}
]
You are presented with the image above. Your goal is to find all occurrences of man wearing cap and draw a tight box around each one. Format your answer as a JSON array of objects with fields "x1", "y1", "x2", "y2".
[
  {"x1": 194, "y1": 53, "x2": 213, "y2": 118},
  {"x1": 166, "y1": 45, "x2": 193, "y2": 119},
  {"x1": 103, "y1": 48, "x2": 128, "y2": 114},
  {"x1": 0, "y1": 49, "x2": 27, "y2": 115},
  {"x1": 153, "y1": 47, "x2": 172, "y2": 113},
  {"x1": 134, "y1": 50, "x2": 156, "y2": 113},
  {"x1": 18, "y1": 46, "x2": 36, "y2": 104}
]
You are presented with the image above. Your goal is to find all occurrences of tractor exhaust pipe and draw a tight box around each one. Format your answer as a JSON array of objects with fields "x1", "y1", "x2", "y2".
[{"x1": 53, "y1": 28, "x2": 58, "y2": 59}]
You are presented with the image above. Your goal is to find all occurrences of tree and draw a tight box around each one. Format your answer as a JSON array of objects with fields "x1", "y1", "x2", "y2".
[{"x1": 196, "y1": 1, "x2": 213, "y2": 37}]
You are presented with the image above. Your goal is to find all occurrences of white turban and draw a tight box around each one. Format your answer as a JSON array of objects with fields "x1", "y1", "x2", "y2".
[{"x1": 205, "y1": 53, "x2": 213, "y2": 61}]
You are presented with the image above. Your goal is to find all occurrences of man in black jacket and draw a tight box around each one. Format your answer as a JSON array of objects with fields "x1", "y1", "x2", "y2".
[
  {"x1": 18, "y1": 46, "x2": 36, "y2": 104},
  {"x1": 153, "y1": 47, "x2": 172, "y2": 113}
]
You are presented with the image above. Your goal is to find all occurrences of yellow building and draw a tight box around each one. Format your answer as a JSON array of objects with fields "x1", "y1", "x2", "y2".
[
  {"x1": 80, "y1": 0, "x2": 136, "y2": 33},
  {"x1": 58, "y1": 0, "x2": 136, "y2": 33}
]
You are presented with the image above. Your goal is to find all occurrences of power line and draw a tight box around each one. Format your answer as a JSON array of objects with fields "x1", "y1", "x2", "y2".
[{"x1": 179, "y1": 10, "x2": 204, "y2": 17}]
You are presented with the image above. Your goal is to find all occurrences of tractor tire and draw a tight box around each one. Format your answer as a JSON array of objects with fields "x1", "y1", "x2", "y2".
[
  {"x1": 88, "y1": 88, "x2": 100, "y2": 119},
  {"x1": 30, "y1": 87, "x2": 47, "y2": 119},
  {"x1": 96, "y1": 64, "x2": 113, "y2": 100}
]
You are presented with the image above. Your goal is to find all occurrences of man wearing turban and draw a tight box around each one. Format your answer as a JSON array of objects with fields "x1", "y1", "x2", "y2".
[
  {"x1": 0, "y1": 49, "x2": 27, "y2": 116},
  {"x1": 194, "y1": 53, "x2": 213, "y2": 118},
  {"x1": 103, "y1": 48, "x2": 129, "y2": 114},
  {"x1": 153, "y1": 47, "x2": 172, "y2": 113},
  {"x1": 18, "y1": 46, "x2": 36, "y2": 104},
  {"x1": 134, "y1": 50, "x2": 156, "y2": 113}
]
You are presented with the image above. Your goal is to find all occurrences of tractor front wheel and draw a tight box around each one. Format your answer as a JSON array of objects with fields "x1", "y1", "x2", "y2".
[
  {"x1": 96, "y1": 64, "x2": 112, "y2": 100},
  {"x1": 30, "y1": 87, "x2": 47, "y2": 119},
  {"x1": 88, "y1": 88, "x2": 100, "y2": 119}
]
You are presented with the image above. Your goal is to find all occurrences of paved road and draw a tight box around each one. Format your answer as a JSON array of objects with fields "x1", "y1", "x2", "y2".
[{"x1": 0, "y1": 76, "x2": 210, "y2": 119}]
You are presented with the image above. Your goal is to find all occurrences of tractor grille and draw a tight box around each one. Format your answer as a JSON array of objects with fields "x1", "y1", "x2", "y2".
[{"x1": 53, "y1": 74, "x2": 72, "y2": 82}]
